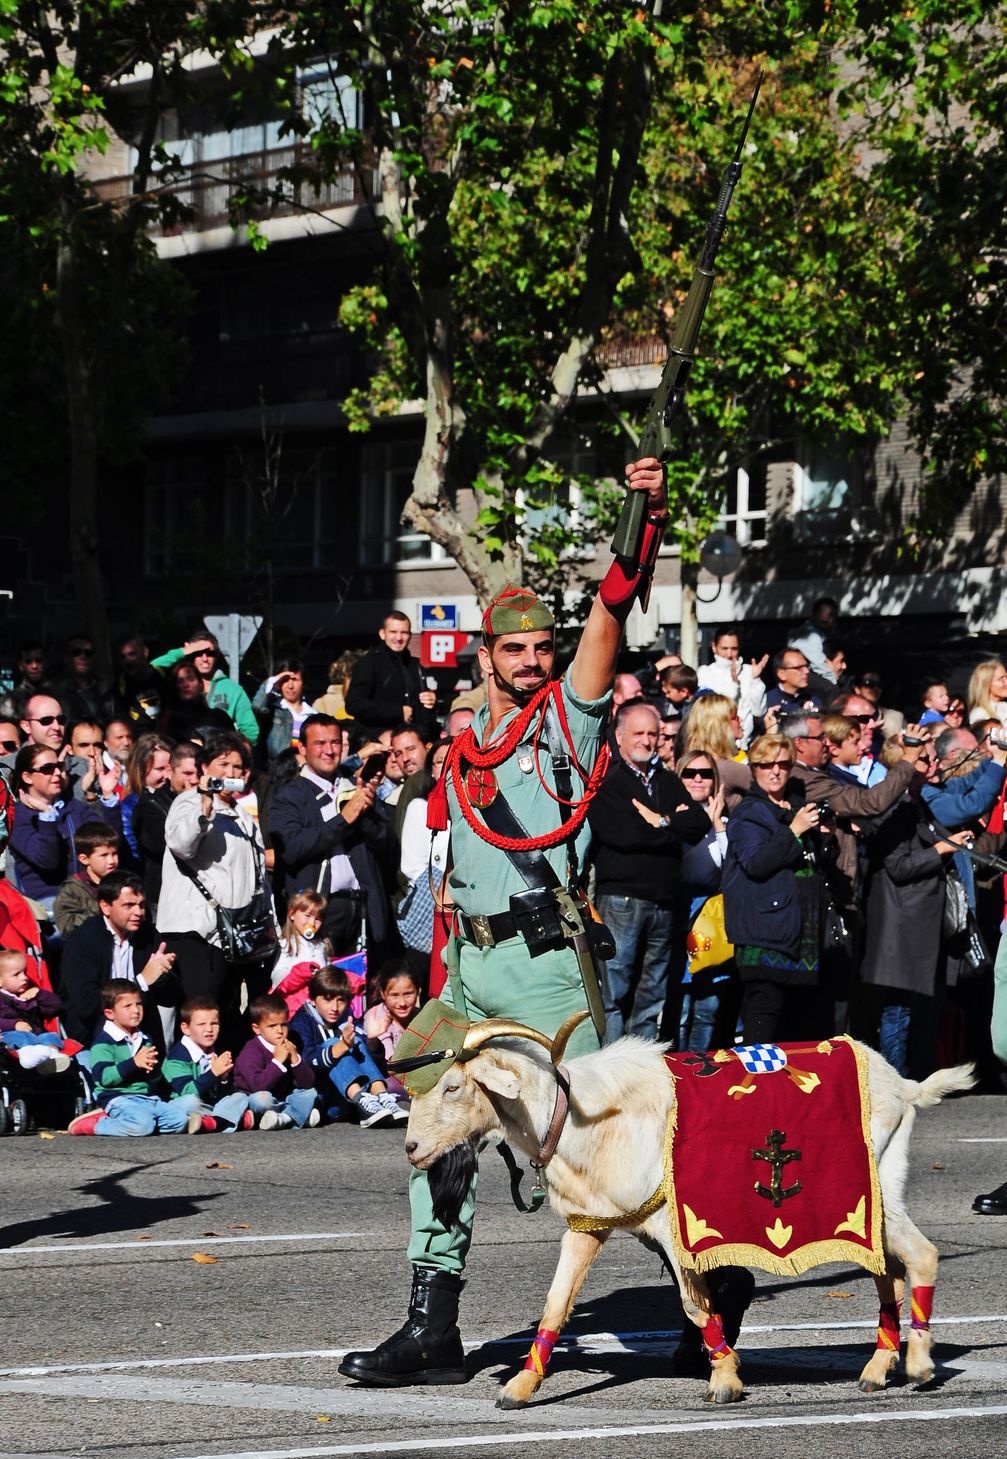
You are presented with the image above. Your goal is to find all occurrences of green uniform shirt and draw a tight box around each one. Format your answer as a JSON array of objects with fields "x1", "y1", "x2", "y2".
[{"x1": 446, "y1": 672, "x2": 611, "y2": 917}]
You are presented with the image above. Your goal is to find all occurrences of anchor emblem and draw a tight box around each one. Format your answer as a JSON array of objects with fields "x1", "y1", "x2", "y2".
[{"x1": 752, "y1": 1128, "x2": 802, "y2": 1207}]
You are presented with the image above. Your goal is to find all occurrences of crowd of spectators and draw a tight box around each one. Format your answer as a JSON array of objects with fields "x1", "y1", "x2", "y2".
[{"x1": 1, "y1": 598, "x2": 1006, "y2": 1153}]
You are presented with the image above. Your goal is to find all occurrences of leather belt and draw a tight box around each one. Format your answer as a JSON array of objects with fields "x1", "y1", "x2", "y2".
[{"x1": 457, "y1": 908, "x2": 520, "y2": 949}]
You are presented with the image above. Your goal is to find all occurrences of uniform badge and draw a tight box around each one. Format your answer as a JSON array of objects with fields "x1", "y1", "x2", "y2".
[
  {"x1": 518, "y1": 754, "x2": 534, "y2": 774},
  {"x1": 464, "y1": 766, "x2": 498, "y2": 809}
]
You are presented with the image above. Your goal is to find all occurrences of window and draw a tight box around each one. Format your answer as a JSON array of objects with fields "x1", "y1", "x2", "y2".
[
  {"x1": 145, "y1": 459, "x2": 213, "y2": 575},
  {"x1": 226, "y1": 449, "x2": 343, "y2": 570},
  {"x1": 719, "y1": 462, "x2": 767, "y2": 547},
  {"x1": 791, "y1": 448, "x2": 878, "y2": 542},
  {"x1": 360, "y1": 440, "x2": 449, "y2": 567}
]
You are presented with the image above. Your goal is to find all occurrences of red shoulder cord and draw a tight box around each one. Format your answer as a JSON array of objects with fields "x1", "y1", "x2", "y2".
[{"x1": 426, "y1": 681, "x2": 610, "y2": 850}]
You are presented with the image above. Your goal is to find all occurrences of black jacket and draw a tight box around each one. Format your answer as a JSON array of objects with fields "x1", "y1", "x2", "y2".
[
  {"x1": 266, "y1": 775, "x2": 394, "y2": 941},
  {"x1": 61, "y1": 916, "x2": 179, "y2": 1053},
  {"x1": 588, "y1": 759, "x2": 711, "y2": 903},
  {"x1": 131, "y1": 785, "x2": 176, "y2": 911},
  {"x1": 345, "y1": 641, "x2": 435, "y2": 737}
]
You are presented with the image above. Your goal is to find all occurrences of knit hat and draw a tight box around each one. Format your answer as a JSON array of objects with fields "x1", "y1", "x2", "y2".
[
  {"x1": 481, "y1": 585, "x2": 555, "y2": 643},
  {"x1": 388, "y1": 998, "x2": 473, "y2": 1096}
]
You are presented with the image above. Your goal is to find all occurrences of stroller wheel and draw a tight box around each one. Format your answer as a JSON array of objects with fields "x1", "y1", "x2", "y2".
[
  {"x1": 72, "y1": 1096, "x2": 88, "y2": 1120},
  {"x1": 9, "y1": 1098, "x2": 31, "y2": 1136}
]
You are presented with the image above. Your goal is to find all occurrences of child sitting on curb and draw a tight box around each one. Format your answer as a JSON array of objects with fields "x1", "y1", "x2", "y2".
[
  {"x1": 233, "y1": 992, "x2": 319, "y2": 1131},
  {"x1": 163, "y1": 997, "x2": 253, "y2": 1131},
  {"x1": 290, "y1": 965, "x2": 405, "y2": 1127},
  {"x1": 69, "y1": 979, "x2": 207, "y2": 1136}
]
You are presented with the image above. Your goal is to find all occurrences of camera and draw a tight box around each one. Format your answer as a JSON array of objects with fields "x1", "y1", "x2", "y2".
[
  {"x1": 903, "y1": 733, "x2": 927, "y2": 747},
  {"x1": 990, "y1": 728, "x2": 1007, "y2": 751},
  {"x1": 206, "y1": 776, "x2": 245, "y2": 793},
  {"x1": 815, "y1": 800, "x2": 836, "y2": 826}
]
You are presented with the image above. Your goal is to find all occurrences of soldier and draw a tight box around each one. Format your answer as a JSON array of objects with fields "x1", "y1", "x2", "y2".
[{"x1": 339, "y1": 457, "x2": 670, "y2": 1387}]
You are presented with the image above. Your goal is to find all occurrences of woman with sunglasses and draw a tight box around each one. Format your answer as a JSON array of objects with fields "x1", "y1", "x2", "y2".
[
  {"x1": 670, "y1": 751, "x2": 738, "y2": 1051},
  {"x1": 7, "y1": 744, "x2": 122, "y2": 914},
  {"x1": 721, "y1": 732, "x2": 825, "y2": 1045}
]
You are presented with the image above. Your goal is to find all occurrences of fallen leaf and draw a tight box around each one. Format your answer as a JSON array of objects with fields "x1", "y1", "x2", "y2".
[
  {"x1": 316, "y1": 1416, "x2": 331, "y2": 1423},
  {"x1": 827, "y1": 1291, "x2": 852, "y2": 1300},
  {"x1": 205, "y1": 1162, "x2": 234, "y2": 1170},
  {"x1": 39, "y1": 1131, "x2": 56, "y2": 1140},
  {"x1": 136, "y1": 1235, "x2": 151, "y2": 1242},
  {"x1": 191, "y1": 1252, "x2": 218, "y2": 1264},
  {"x1": 229, "y1": 1222, "x2": 250, "y2": 1230},
  {"x1": 202, "y1": 1231, "x2": 222, "y2": 1237},
  {"x1": 931, "y1": 1162, "x2": 945, "y2": 1171}
]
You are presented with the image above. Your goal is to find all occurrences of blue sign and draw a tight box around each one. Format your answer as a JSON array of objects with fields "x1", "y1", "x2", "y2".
[{"x1": 420, "y1": 603, "x2": 458, "y2": 631}]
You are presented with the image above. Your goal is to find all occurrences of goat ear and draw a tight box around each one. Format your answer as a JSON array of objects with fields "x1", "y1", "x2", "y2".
[{"x1": 472, "y1": 1054, "x2": 522, "y2": 1102}]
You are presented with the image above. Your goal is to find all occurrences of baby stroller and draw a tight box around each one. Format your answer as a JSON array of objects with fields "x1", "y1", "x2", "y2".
[{"x1": 0, "y1": 1043, "x2": 91, "y2": 1135}]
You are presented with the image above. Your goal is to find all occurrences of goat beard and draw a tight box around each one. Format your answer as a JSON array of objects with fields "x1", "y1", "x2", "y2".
[{"x1": 428, "y1": 1139, "x2": 478, "y2": 1230}]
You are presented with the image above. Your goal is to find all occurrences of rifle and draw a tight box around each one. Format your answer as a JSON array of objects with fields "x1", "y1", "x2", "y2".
[{"x1": 604, "y1": 73, "x2": 762, "y2": 610}]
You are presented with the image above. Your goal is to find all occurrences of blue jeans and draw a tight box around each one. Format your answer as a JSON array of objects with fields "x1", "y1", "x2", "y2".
[
  {"x1": 96, "y1": 1093, "x2": 202, "y2": 1136},
  {"x1": 192, "y1": 1091, "x2": 251, "y2": 1131},
  {"x1": 247, "y1": 1087, "x2": 317, "y2": 1128},
  {"x1": 322, "y1": 1039, "x2": 386, "y2": 1101},
  {"x1": 596, "y1": 893, "x2": 674, "y2": 1044},
  {"x1": 1, "y1": 1031, "x2": 63, "y2": 1052}
]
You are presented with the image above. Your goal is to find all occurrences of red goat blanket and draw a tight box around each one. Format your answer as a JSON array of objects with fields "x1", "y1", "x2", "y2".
[{"x1": 663, "y1": 1037, "x2": 885, "y2": 1278}]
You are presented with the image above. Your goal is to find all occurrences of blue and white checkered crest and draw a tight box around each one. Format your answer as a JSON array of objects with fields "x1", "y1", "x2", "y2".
[{"x1": 732, "y1": 1043, "x2": 788, "y2": 1075}]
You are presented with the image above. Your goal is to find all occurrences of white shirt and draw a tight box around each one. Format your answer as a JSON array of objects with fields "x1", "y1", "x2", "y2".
[
  {"x1": 300, "y1": 766, "x2": 360, "y2": 894},
  {"x1": 180, "y1": 1033, "x2": 213, "y2": 1073},
  {"x1": 101, "y1": 1019, "x2": 145, "y2": 1055},
  {"x1": 103, "y1": 917, "x2": 148, "y2": 991},
  {"x1": 696, "y1": 655, "x2": 767, "y2": 745}
]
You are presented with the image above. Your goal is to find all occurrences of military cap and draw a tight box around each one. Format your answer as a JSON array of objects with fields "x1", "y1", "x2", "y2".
[
  {"x1": 481, "y1": 584, "x2": 555, "y2": 642},
  {"x1": 388, "y1": 998, "x2": 473, "y2": 1096}
]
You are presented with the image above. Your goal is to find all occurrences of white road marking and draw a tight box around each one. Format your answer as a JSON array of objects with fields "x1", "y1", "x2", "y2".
[
  {"x1": 1, "y1": 1316, "x2": 1003, "y2": 1380},
  {"x1": 957, "y1": 1137, "x2": 1007, "y2": 1142},
  {"x1": 168, "y1": 1404, "x2": 1007, "y2": 1458},
  {"x1": 0, "y1": 1232, "x2": 362, "y2": 1255}
]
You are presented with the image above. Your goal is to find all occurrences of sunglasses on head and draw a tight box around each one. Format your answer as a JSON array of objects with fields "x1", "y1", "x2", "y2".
[
  {"x1": 30, "y1": 714, "x2": 67, "y2": 727},
  {"x1": 681, "y1": 767, "x2": 715, "y2": 780}
]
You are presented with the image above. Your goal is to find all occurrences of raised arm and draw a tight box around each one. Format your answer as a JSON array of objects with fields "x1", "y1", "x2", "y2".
[{"x1": 569, "y1": 458, "x2": 667, "y2": 703}]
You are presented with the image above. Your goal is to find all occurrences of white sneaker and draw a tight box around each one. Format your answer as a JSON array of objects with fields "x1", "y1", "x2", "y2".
[
  {"x1": 354, "y1": 1091, "x2": 394, "y2": 1128},
  {"x1": 259, "y1": 1110, "x2": 293, "y2": 1131},
  {"x1": 377, "y1": 1091, "x2": 409, "y2": 1122},
  {"x1": 18, "y1": 1047, "x2": 70, "y2": 1072},
  {"x1": 305, "y1": 1107, "x2": 321, "y2": 1127}
]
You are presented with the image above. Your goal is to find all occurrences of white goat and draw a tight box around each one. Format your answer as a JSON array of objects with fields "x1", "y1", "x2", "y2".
[{"x1": 403, "y1": 1016, "x2": 974, "y2": 1409}]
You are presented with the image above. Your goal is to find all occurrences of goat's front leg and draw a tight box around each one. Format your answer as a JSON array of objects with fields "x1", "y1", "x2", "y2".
[
  {"x1": 678, "y1": 1267, "x2": 744, "y2": 1404},
  {"x1": 497, "y1": 1228, "x2": 609, "y2": 1409}
]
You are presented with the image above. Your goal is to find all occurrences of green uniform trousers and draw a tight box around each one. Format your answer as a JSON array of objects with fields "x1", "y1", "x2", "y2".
[{"x1": 407, "y1": 933, "x2": 601, "y2": 1274}]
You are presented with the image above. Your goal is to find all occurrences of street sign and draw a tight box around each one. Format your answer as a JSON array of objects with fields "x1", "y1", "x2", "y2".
[
  {"x1": 206, "y1": 614, "x2": 263, "y2": 678},
  {"x1": 421, "y1": 631, "x2": 469, "y2": 668},
  {"x1": 420, "y1": 603, "x2": 458, "y2": 631}
]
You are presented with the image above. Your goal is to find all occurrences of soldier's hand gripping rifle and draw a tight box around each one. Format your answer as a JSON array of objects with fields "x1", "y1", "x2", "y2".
[{"x1": 600, "y1": 73, "x2": 762, "y2": 611}]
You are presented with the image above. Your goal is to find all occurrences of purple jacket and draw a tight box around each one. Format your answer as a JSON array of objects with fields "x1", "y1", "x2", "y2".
[
  {"x1": 0, "y1": 985, "x2": 62, "y2": 1035},
  {"x1": 233, "y1": 1035, "x2": 315, "y2": 1097}
]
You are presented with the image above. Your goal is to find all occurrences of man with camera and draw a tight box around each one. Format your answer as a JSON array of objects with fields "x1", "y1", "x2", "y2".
[{"x1": 268, "y1": 713, "x2": 394, "y2": 950}]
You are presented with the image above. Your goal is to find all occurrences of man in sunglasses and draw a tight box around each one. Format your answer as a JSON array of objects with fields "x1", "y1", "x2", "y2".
[{"x1": 56, "y1": 636, "x2": 112, "y2": 725}]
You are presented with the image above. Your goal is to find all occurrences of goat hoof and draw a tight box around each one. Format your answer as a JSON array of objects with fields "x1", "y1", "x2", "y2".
[
  {"x1": 707, "y1": 1386, "x2": 743, "y2": 1405},
  {"x1": 496, "y1": 1394, "x2": 529, "y2": 1410},
  {"x1": 858, "y1": 1378, "x2": 885, "y2": 1394}
]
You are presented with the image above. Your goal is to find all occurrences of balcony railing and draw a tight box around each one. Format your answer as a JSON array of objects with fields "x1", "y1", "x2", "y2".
[{"x1": 90, "y1": 145, "x2": 371, "y2": 235}]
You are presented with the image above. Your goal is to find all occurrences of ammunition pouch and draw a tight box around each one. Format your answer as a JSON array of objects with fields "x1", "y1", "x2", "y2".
[{"x1": 508, "y1": 886, "x2": 566, "y2": 958}]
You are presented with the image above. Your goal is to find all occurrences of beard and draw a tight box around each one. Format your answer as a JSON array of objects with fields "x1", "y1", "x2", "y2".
[
  {"x1": 427, "y1": 1139, "x2": 478, "y2": 1230},
  {"x1": 492, "y1": 668, "x2": 548, "y2": 704}
]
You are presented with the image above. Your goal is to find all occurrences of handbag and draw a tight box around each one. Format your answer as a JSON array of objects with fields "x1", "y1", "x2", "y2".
[
  {"x1": 397, "y1": 866, "x2": 443, "y2": 955},
  {"x1": 943, "y1": 869, "x2": 969, "y2": 938},
  {"x1": 686, "y1": 893, "x2": 734, "y2": 974},
  {"x1": 174, "y1": 819, "x2": 278, "y2": 968}
]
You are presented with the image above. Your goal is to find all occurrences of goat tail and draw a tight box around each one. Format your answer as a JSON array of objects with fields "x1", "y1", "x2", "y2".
[{"x1": 909, "y1": 1062, "x2": 977, "y2": 1108}]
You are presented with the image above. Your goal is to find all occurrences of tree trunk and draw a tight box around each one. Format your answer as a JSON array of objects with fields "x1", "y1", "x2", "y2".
[
  {"x1": 56, "y1": 215, "x2": 112, "y2": 683},
  {"x1": 680, "y1": 558, "x2": 699, "y2": 667}
]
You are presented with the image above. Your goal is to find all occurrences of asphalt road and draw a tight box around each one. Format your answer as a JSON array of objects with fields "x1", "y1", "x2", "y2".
[{"x1": 1, "y1": 1087, "x2": 1005, "y2": 1459}]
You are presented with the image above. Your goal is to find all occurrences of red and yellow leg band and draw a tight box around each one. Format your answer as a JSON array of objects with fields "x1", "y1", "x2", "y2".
[
  {"x1": 702, "y1": 1313, "x2": 732, "y2": 1362},
  {"x1": 876, "y1": 1300, "x2": 902, "y2": 1353},
  {"x1": 523, "y1": 1327, "x2": 559, "y2": 1376},
  {"x1": 910, "y1": 1285, "x2": 935, "y2": 1332}
]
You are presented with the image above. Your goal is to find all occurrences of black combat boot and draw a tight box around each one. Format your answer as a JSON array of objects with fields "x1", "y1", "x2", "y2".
[
  {"x1": 672, "y1": 1266, "x2": 756, "y2": 1375},
  {"x1": 338, "y1": 1267, "x2": 468, "y2": 1386}
]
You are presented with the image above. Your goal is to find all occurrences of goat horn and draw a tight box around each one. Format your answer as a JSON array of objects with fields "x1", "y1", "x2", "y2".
[
  {"x1": 461, "y1": 1018, "x2": 554, "y2": 1056},
  {"x1": 550, "y1": 1009, "x2": 590, "y2": 1065}
]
